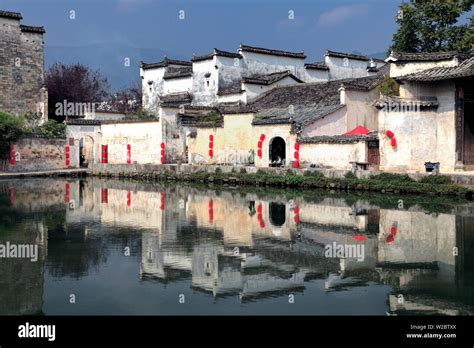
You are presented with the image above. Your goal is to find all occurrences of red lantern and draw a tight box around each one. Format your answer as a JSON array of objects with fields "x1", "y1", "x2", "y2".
[
  {"x1": 294, "y1": 143, "x2": 299, "y2": 151},
  {"x1": 260, "y1": 134, "x2": 265, "y2": 141},
  {"x1": 293, "y1": 161, "x2": 299, "y2": 168},
  {"x1": 293, "y1": 206, "x2": 299, "y2": 214},
  {"x1": 386, "y1": 130, "x2": 394, "y2": 138},
  {"x1": 390, "y1": 226, "x2": 397, "y2": 236},
  {"x1": 209, "y1": 141, "x2": 214, "y2": 149},
  {"x1": 386, "y1": 234, "x2": 395, "y2": 244},
  {"x1": 160, "y1": 157, "x2": 165, "y2": 164},
  {"x1": 257, "y1": 204, "x2": 262, "y2": 213},
  {"x1": 294, "y1": 151, "x2": 299, "y2": 159},
  {"x1": 209, "y1": 134, "x2": 214, "y2": 141},
  {"x1": 257, "y1": 149, "x2": 262, "y2": 157},
  {"x1": 391, "y1": 137, "x2": 397, "y2": 148},
  {"x1": 161, "y1": 149, "x2": 165, "y2": 156},
  {"x1": 209, "y1": 149, "x2": 213, "y2": 157},
  {"x1": 258, "y1": 141, "x2": 262, "y2": 148},
  {"x1": 160, "y1": 142, "x2": 165, "y2": 149}
]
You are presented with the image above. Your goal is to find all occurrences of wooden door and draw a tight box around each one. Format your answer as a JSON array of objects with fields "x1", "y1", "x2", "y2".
[
  {"x1": 464, "y1": 100, "x2": 474, "y2": 165},
  {"x1": 367, "y1": 140, "x2": 380, "y2": 165}
]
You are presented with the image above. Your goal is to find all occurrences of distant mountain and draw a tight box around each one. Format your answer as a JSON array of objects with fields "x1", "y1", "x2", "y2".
[
  {"x1": 45, "y1": 43, "x2": 186, "y2": 90},
  {"x1": 352, "y1": 50, "x2": 388, "y2": 60}
]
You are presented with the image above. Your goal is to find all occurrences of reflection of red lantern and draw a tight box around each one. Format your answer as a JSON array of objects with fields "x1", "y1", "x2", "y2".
[
  {"x1": 208, "y1": 199, "x2": 214, "y2": 223},
  {"x1": 209, "y1": 149, "x2": 213, "y2": 157},
  {"x1": 391, "y1": 137, "x2": 397, "y2": 148},
  {"x1": 293, "y1": 206, "x2": 299, "y2": 214},
  {"x1": 209, "y1": 134, "x2": 214, "y2": 141},
  {"x1": 352, "y1": 235, "x2": 367, "y2": 242},
  {"x1": 257, "y1": 149, "x2": 262, "y2": 157},
  {"x1": 260, "y1": 134, "x2": 265, "y2": 141},
  {"x1": 386, "y1": 234, "x2": 395, "y2": 244},
  {"x1": 127, "y1": 192, "x2": 131, "y2": 207},
  {"x1": 160, "y1": 192, "x2": 165, "y2": 210},
  {"x1": 257, "y1": 203, "x2": 262, "y2": 213},
  {"x1": 390, "y1": 226, "x2": 397, "y2": 236},
  {"x1": 294, "y1": 143, "x2": 299, "y2": 151},
  {"x1": 386, "y1": 130, "x2": 394, "y2": 138},
  {"x1": 293, "y1": 161, "x2": 299, "y2": 168}
]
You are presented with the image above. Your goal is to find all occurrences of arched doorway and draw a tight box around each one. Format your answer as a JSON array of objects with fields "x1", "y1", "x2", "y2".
[
  {"x1": 269, "y1": 137, "x2": 286, "y2": 167},
  {"x1": 269, "y1": 202, "x2": 286, "y2": 226},
  {"x1": 80, "y1": 136, "x2": 94, "y2": 168}
]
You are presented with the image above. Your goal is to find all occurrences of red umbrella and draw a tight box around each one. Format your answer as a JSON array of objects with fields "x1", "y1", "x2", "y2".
[{"x1": 344, "y1": 125, "x2": 369, "y2": 135}]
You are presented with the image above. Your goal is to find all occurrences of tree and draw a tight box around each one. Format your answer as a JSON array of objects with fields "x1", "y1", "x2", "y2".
[
  {"x1": 45, "y1": 63, "x2": 110, "y2": 121},
  {"x1": 0, "y1": 112, "x2": 25, "y2": 160},
  {"x1": 105, "y1": 81, "x2": 142, "y2": 114},
  {"x1": 389, "y1": 0, "x2": 474, "y2": 54}
]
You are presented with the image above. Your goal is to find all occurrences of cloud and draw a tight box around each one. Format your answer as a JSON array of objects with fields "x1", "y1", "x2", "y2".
[{"x1": 317, "y1": 4, "x2": 369, "y2": 27}]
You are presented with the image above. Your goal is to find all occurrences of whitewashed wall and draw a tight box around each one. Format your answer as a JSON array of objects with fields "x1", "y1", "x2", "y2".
[
  {"x1": 378, "y1": 81, "x2": 456, "y2": 173},
  {"x1": 326, "y1": 56, "x2": 369, "y2": 80},
  {"x1": 299, "y1": 141, "x2": 367, "y2": 170},
  {"x1": 163, "y1": 76, "x2": 192, "y2": 95}
]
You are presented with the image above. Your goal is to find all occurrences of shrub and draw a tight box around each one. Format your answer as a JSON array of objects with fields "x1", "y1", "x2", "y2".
[
  {"x1": 420, "y1": 175, "x2": 452, "y2": 185},
  {"x1": 38, "y1": 120, "x2": 66, "y2": 138},
  {"x1": 344, "y1": 171, "x2": 357, "y2": 179},
  {"x1": 0, "y1": 112, "x2": 25, "y2": 159}
]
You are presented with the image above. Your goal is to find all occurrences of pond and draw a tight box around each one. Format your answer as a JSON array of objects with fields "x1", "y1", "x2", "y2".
[{"x1": 0, "y1": 178, "x2": 473, "y2": 315}]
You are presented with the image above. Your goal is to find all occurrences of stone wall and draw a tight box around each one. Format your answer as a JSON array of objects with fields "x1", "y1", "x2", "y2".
[
  {"x1": 7, "y1": 137, "x2": 77, "y2": 172},
  {"x1": 0, "y1": 14, "x2": 47, "y2": 120}
]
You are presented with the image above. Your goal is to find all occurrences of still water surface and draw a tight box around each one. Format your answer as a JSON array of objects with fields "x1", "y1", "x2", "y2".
[{"x1": 1, "y1": 178, "x2": 473, "y2": 315}]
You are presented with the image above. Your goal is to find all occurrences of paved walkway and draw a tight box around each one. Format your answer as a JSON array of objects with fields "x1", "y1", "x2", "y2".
[{"x1": 0, "y1": 168, "x2": 89, "y2": 179}]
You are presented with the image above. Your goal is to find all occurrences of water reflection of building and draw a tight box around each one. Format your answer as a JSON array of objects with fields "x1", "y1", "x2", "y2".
[{"x1": 2, "y1": 178, "x2": 473, "y2": 314}]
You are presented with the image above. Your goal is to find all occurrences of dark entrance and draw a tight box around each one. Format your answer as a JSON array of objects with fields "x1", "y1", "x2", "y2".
[
  {"x1": 463, "y1": 82, "x2": 474, "y2": 165},
  {"x1": 367, "y1": 140, "x2": 380, "y2": 167},
  {"x1": 269, "y1": 202, "x2": 286, "y2": 226},
  {"x1": 269, "y1": 137, "x2": 286, "y2": 167}
]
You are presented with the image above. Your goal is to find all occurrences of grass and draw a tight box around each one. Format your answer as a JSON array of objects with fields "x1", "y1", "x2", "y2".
[{"x1": 106, "y1": 169, "x2": 472, "y2": 198}]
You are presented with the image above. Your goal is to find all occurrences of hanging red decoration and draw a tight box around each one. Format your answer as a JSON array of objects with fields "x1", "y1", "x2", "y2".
[
  {"x1": 260, "y1": 134, "x2": 265, "y2": 141},
  {"x1": 390, "y1": 226, "x2": 397, "y2": 236},
  {"x1": 352, "y1": 235, "x2": 367, "y2": 242},
  {"x1": 160, "y1": 149, "x2": 165, "y2": 156},
  {"x1": 391, "y1": 137, "x2": 397, "y2": 148},
  {"x1": 209, "y1": 134, "x2": 214, "y2": 141},
  {"x1": 209, "y1": 149, "x2": 213, "y2": 157},
  {"x1": 160, "y1": 157, "x2": 165, "y2": 164},
  {"x1": 160, "y1": 142, "x2": 165, "y2": 149},
  {"x1": 257, "y1": 149, "x2": 262, "y2": 157},
  {"x1": 258, "y1": 141, "x2": 262, "y2": 148},
  {"x1": 386, "y1": 130, "x2": 394, "y2": 138},
  {"x1": 293, "y1": 161, "x2": 299, "y2": 168},
  {"x1": 386, "y1": 234, "x2": 395, "y2": 244},
  {"x1": 294, "y1": 143, "x2": 300, "y2": 151},
  {"x1": 294, "y1": 152, "x2": 299, "y2": 159},
  {"x1": 209, "y1": 141, "x2": 214, "y2": 149}
]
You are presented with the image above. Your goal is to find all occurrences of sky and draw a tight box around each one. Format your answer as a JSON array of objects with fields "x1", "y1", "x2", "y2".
[{"x1": 0, "y1": 0, "x2": 409, "y2": 87}]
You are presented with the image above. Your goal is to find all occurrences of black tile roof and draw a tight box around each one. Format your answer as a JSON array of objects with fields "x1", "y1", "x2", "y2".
[
  {"x1": 159, "y1": 92, "x2": 192, "y2": 107},
  {"x1": 217, "y1": 80, "x2": 244, "y2": 95},
  {"x1": 395, "y1": 56, "x2": 474, "y2": 82},
  {"x1": 141, "y1": 58, "x2": 192, "y2": 70},
  {"x1": 304, "y1": 62, "x2": 329, "y2": 70},
  {"x1": 67, "y1": 118, "x2": 159, "y2": 126},
  {"x1": 192, "y1": 48, "x2": 242, "y2": 62},
  {"x1": 387, "y1": 50, "x2": 459, "y2": 63},
  {"x1": 163, "y1": 66, "x2": 193, "y2": 80},
  {"x1": 0, "y1": 10, "x2": 22, "y2": 19},
  {"x1": 242, "y1": 70, "x2": 303, "y2": 85},
  {"x1": 20, "y1": 24, "x2": 45, "y2": 34},
  {"x1": 239, "y1": 44, "x2": 306, "y2": 59},
  {"x1": 375, "y1": 96, "x2": 439, "y2": 110},
  {"x1": 298, "y1": 132, "x2": 378, "y2": 144},
  {"x1": 247, "y1": 73, "x2": 386, "y2": 130},
  {"x1": 325, "y1": 50, "x2": 368, "y2": 61}
]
